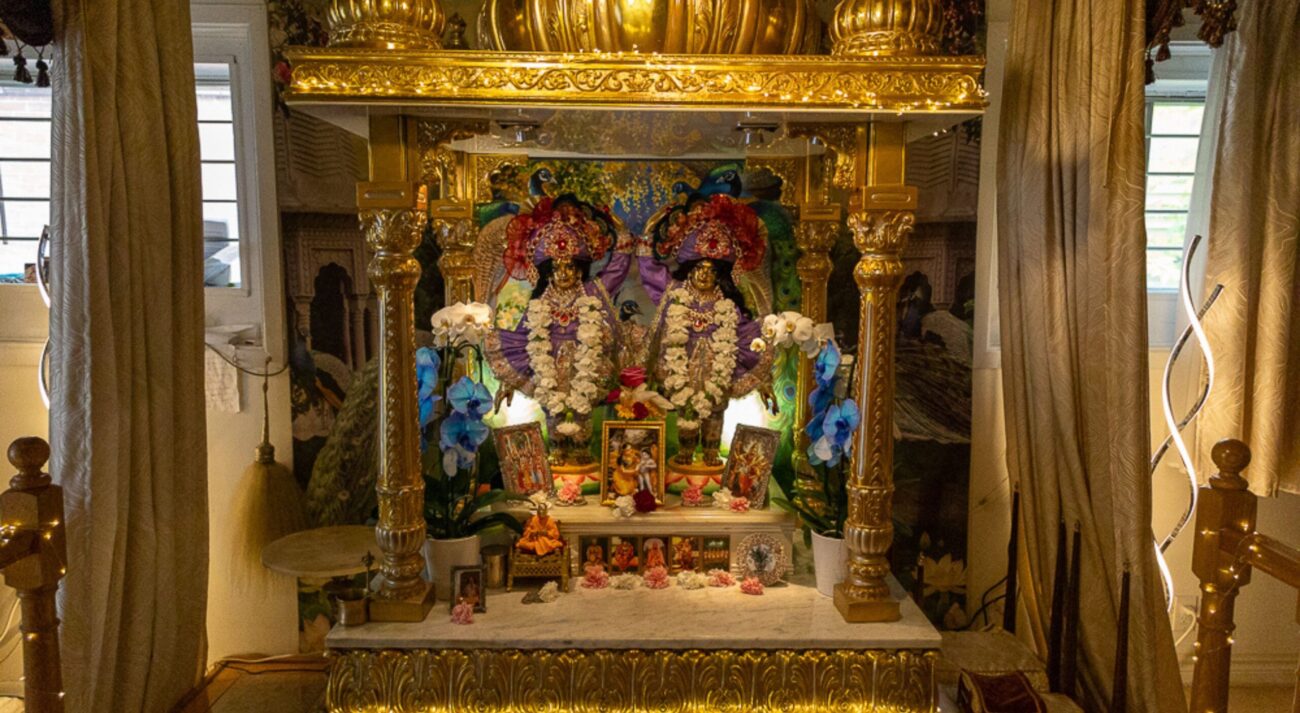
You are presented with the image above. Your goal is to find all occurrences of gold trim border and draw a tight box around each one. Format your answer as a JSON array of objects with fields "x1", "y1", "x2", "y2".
[
  {"x1": 326, "y1": 647, "x2": 939, "y2": 712},
  {"x1": 284, "y1": 49, "x2": 985, "y2": 114}
]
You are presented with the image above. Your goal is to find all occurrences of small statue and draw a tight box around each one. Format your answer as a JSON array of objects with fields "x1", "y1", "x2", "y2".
[{"x1": 515, "y1": 501, "x2": 564, "y2": 557}]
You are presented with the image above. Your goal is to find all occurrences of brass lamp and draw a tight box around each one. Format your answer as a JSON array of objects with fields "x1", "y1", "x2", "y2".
[{"x1": 327, "y1": 0, "x2": 447, "y2": 49}]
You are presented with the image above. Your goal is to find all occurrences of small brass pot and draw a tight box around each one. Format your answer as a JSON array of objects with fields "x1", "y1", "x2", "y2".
[
  {"x1": 478, "y1": 0, "x2": 821, "y2": 54},
  {"x1": 330, "y1": 587, "x2": 369, "y2": 627}
]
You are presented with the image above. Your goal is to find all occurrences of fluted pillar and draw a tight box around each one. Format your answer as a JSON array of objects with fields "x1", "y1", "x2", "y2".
[
  {"x1": 792, "y1": 205, "x2": 841, "y2": 509},
  {"x1": 360, "y1": 181, "x2": 436, "y2": 621},
  {"x1": 430, "y1": 201, "x2": 476, "y2": 303},
  {"x1": 835, "y1": 122, "x2": 915, "y2": 623}
]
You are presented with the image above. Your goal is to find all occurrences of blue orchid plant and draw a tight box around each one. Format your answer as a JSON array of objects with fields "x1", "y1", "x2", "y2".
[
  {"x1": 417, "y1": 303, "x2": 525, "y2": 541},
  {"x1": 774, "y1": 338, "x2": 860, "y2": 543}
]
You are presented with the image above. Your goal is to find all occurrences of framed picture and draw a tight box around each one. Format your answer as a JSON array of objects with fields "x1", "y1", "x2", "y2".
[
  {"x1": 450, "y1": 565, "x2": 487, "y2": 613},
  {"x1": 641, "y1": 537, "x2": 668, "y2": 572},
  {"x1": 608, "y1": 536, "x2": 641, "y2": 574},
  {"x1": 494, "y1": 423, "x2": 554, "y2": 498},
  {"x1": 723, "y1": 425, "x2": 779, "y2": 506},
  {"x1": 600, "y1": 420, "x2": 666, "y2": 505},
  {"x1": 669, "y1": 535, "x2": 702, "y2": 573},
  {"x1": 700, "y1": 536, "x2": 730, "y2": 572},
  {"x1": 579, "y1": 535, "x2": 610, "y2": 574},
  {"x1": 736, "y1": 533, "x2": 788, "y2": 585}
]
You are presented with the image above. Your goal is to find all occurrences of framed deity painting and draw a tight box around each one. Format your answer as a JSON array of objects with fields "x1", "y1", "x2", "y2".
[
  {"x1": 669, "y1": 535, "x2": 702, "y2": 573},
  {"x1": 723, "y1": 425, "x2": 779, "y2": 506},
  {"x1": 641, "y1": 537, "x2": 668, "y2": 572},
  {"x1": 600, "y1": 420, "x2": 666, "y2": 505},
  {"x1": 608, "y1": 536, "x2": 641, "y2": 574},
  {"x1": 450, "y1": 566, "x2": 487, "y2": 613},
  {"x1": 579, "y1": 536, "x2": 609, "y2": 575},
  {"x1": 494, "y1": 423, "x2": 554, "y2": 498}
]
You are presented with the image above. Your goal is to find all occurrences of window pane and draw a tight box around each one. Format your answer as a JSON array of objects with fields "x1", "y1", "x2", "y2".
[
  {"x1": 199, "y1": 122, "x2": 235, "y2": 161},
  {"x1": 0, "y1": 121, "x2": 51, "y2": 159},
  {"x1": 195, "y1": 63, "x2": 234, "y2": 121},
  {"x1": 203, "y1": 201, "x2": 240, "y2": 241},
  {"x1": 204, "y1": 240, "x2": 241, "y2": 287},
  {"x1": 0, "y1": 160, "x2": 50, "y2": 198},
  {"x1": 1146, "y1": 174, "x2": 1194, "y2": 211},
  {"x1": 0, "y1": 200, "x2": 50, "y2": 237},
  {"x1": 0, "y1": 85, "x2": 52, "y2": 119},
  {"x1": 1148, "y1": 137, "x2": 1200, "y2": 174},
  {"x1": 1146, "y1": 212, "x2": 1188, "y2": 247},
  {"x1": 1147, "y1": 249, "x2": 1184, "y2": 291},
  {"x1": 0, "y1": 238, "x2": 39, "y2": 281},
  {"x1": 1151, "y1": 103, "x2": 1204, "y2": 136},
  {"x1": 200, "y1": 162, "x2": 238, "y2": 201}
]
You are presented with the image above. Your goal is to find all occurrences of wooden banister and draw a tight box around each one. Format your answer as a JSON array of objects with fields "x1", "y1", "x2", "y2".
[
  {"x1": 0, "y1": 437, "x2": 66, "y2": 713},
  {"x1": 1189, "y1": 438, "x2": 1300, "y2": 713}
]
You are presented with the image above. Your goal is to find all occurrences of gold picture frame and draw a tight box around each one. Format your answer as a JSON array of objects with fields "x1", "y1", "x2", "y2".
[
  {"x1": 599, "y1": 420, "x2": 666, "y2": 505},
  {"x1": 493, "y1": 423, "x2": 554, "y2": 498},
  {"x1": 723, "y1": 424, "x2": 780, "y2": 507}
]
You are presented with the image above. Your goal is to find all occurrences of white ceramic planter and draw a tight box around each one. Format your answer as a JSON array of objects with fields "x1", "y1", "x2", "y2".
[
  {"x1": 810, "y1": 530, "x2": 847, "y2": 598},
  {"x1": 424, "y1": 534, "x2": 482, "y2": 601}
]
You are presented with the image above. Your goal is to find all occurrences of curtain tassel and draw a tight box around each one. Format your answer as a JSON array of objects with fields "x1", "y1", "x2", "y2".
[
  {"x1": 35, "y1": 59, "x2": 48, "y2": 88},
  {"x1": 12, "y1": 55, "x2": 31, "y2": 84}
]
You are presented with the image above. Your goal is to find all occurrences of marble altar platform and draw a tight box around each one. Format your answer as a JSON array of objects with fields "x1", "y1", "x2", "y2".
[{"x1": 325, "y1": 577, "x2": 941, "y2": 712}]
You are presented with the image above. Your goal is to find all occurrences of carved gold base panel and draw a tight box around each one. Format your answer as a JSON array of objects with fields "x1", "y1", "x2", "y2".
[{"x1": 326, "y1": 648, "x2": 938, "y2": 712}]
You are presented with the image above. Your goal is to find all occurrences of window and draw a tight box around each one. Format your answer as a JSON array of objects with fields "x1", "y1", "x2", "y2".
[
  {"x1": 197, "y1": 62, "x2": 242, "y2": 288},
  {"x1": 1144, "y1": 100, "x2": 1206, "y2": 290},
  {"x1": 0, "y1": 82, "x2": 51, "y2": 283},
  {"x1": 0, "y1": 64, "x2": 243, "y2": 287}
]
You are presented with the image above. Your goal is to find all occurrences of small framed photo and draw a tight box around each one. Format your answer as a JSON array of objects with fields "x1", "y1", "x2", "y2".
[
  {"x1": 669, "y1": 535, "x2": 702, "y2": 573},
  {"x1": 737, "y1": 533, "x2": 788, "y2": 586},
  {"x1": 450, "y1": 565, "x2": 487, "y2": 613},
  {"x1": 494, "y1": 423, "x2": 554, "y2": 498},
  {"x1": 600, "y1": 420, "x2": 666, "y2": 505},
  {"x1": 641, "y1": 537, "x2": 668, "y2": 572},
  {"x1": 700, "y1": 536, "x2": 731, "y2": 572},
  {"x1": 608, "y1": 536, "x2": 641, "y2": 574},
  {"x1": 579, "y1": 536, "x2": 610, "y2": 574},
  {"x1": 724, "y1": 425, "x2": 779, "y2": 506}
]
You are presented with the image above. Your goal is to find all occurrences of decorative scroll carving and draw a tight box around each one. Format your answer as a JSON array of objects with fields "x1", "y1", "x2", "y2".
[
  {"x1": 285, "y1": 49, "x2": 985, "y2": 113},
  {"x1": 326, "y1": 648, "x2": 938, "y2": 712},
  {"x1": 743, "y1": 158, "x2": 801, "y2": 208},
  {"x1": 361, "y1": 206, "x2": 429, "y2": 599},
  {"x1": 416, "y1": 120, "x2": 491, "y2": 199},
  {"x1": 789, "y1": 125, "x2": 861, "y2": 193},
  {"x1": 838, "y1": 208, "x2": 914, "y2": 617}
]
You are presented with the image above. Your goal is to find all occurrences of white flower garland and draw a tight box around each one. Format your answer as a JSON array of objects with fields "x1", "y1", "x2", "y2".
[
  {"x1": 661, "y1": 287, "x2": 739, "y2": 426},
  {"x1": 525, "y1": 294, "x2": 608, "y2": 418}
]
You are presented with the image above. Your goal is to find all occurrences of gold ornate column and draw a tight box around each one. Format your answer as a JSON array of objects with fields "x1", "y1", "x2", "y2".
[
  {"x1": 835, "y1": 123, "x2": 916, "y2": 623},
  {"x1": 792, "y1": 203, "x2": 842, "y2": 507},
  {"x1": 359, "y1": 133, "x2": 437, "y2": 620},
  {"x1": 431, "y1": 202, "x2": 475, "y2": 304}
]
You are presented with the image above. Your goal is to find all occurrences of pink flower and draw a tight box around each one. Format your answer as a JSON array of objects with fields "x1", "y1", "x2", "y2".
[
  {"x1": 581, "y1": 564, "x2": 610, "y2": 589},
  {"x1": 740, "y1": 577, "x2": 764, "y2": 595},
  {"x1": 619, "y1": 366, "x2": 647, "y2": 388},
  {"x1": 729, "y1": 497, "x2": 751, "y2": 513},
  {"x1": 706, "y1": 569, "x2": 735, "y2": 587},
  {"x1": 450, "y1": 601, "x2": 475, "y2": 624},
  {"x1": 682, "y1": 486, "x2": 703, "y2": 506},
  {"x1": 643, "y1": 565, "x2": 670, "y2": 589},
  {"x1": 558, "y1": 481, "x2": 583, "y2": 504},
  {"x1": 274, "y1": 60, "x2": 292, "y2": 85}
]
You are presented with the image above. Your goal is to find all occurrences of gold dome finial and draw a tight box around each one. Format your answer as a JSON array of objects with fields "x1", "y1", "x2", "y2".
[
  {"x1": 830, "y1": 0, "x2": 943, "y2": 56},
  {"x1": 327, "y1": 0, "x2": 447, "y2": 49}
]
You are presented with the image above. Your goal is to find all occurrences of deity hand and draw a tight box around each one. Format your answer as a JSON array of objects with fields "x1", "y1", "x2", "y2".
[
  {"x1": 760, "y1": 386, "x2": 779, "y2": 415},
  {"x1": 494, "y1": 387, "x2": 515, "y2": 413}
]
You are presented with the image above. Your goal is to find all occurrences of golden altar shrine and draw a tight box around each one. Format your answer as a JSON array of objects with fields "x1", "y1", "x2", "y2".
[{"x1": 285, "y1": 1, "x2": 984, "y2": 709}]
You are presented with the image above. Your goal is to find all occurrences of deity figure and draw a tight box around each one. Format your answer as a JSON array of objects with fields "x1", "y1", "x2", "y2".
[
  {"x1": 486, "y1": 195, "x2": 631, "y2": 476},
  {"x1": 515, "y1": 501, "x2": 564, "y2": 557},
  {"x1": 611, "y1": 540, "x2": 639, "y2": 572},
  {"x1": 674, "y1": 539, "x2": 696, "y2": 571},
  {"x1": 643, "y1": 539, "x2": 667, "y2": 570},
  {"x1": 640, "y1": 193, "x2": 775, "y2": 470}
]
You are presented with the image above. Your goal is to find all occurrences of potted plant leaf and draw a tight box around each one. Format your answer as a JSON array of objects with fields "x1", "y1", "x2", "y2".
[
  {"x1": 418, "y1": 303, "x2": 525, "y2": 600},
  {"x1": 773, "y1": 338, "x2": 859, "y2": 597}
]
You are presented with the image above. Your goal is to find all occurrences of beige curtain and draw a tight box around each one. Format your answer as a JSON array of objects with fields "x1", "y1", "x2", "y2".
[
  {"x1": 50, "y1": 0, "x2": 209, "y2": 711},
  {"x1": 996, "y1": 0, "x2": 1184, "y2": 710},
  {"x1": 1196, "y1": 0, "x2": 1300, "y2": 497}
]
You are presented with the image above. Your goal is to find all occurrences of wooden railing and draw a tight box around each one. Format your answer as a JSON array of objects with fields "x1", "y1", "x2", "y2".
[
  {"x1": 1189, "y1": 438, "x2": 1300, "y2": 713},
  {"x1": 0, "y1": 437, "x2": 66, "y2": 712}
]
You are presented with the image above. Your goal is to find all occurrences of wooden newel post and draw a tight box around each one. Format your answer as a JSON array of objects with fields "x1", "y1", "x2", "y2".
[
  {"x1": 1189, "y1": 439, "x2": 1256, "y2": 713},
  {"x1": 2, "y1": 437, "x2": 66, "y2": 713}
]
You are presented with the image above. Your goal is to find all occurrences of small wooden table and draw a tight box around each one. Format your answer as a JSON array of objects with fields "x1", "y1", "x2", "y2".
[{"x1": 262, "y1": 525, "x2": 380, "y2": 580}]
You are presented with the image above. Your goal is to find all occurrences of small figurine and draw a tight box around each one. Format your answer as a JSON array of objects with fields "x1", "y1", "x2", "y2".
[
  {"x1": 515, "y1": 501, "x2": 564, "y2": 556},
  {"x1": 451, "y1": 597, "x2": 475, "y2": 624}
]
